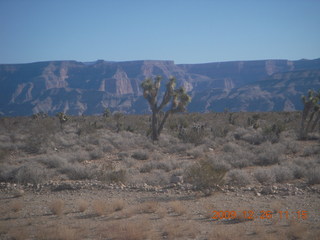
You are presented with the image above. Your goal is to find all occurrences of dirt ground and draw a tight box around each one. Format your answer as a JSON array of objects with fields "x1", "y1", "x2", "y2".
[{"x1": 1, "y1": 182, "x2": 319, "y2": 240}]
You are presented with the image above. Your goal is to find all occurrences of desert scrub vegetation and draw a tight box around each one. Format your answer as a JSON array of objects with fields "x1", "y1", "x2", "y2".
[
  {"x1": 0, "y1": 111, "x2": 319, "y2": 190},
  {"x1": 184, "y1": 159, "x2": 227, "y2": 190}
]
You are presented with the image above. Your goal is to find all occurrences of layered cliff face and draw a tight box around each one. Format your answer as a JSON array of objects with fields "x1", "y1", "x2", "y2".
[{"x1": 0, "y1": 58, "x2": 319, "y2": 116}]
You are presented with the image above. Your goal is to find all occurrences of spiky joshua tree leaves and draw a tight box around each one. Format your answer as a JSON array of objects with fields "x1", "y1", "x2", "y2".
[
  {"x1": 141, "y1": 76, "x2": 191, "y2": 141},
  {"x1": 299, "y1": 89, "x2": 320, "y2": 139}
]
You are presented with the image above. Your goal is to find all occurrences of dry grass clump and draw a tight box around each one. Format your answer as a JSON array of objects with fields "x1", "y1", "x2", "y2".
[
  {"x1": 37, "y1": 225, "x2": 77, "y2": 240},
  {"x1": 8, "y1": 227, "x2": 28, "y2": 240},
  {"x1": 285, "y1": 219, "x2": 308, "y2": 240},
  {"x1": 49, "y1": 199, "x2": 65, "y2": 216},
  {"x1": 10, "y1": 200, "x2": 23, "y2": 212},
  {"x1": 92, "y1": 199, "x2": 107, "y2": 216},
  {"x1": 161, "y1": 221, "x2": 199, "y2": 239},
  {"x1": 202, "y1": 203, "x2": 215, "y2": 219},
  {"x1": 156, "y1": 206, "x2": 167, "y2": 219},
  {"x1": 104, "y1": 220, "x2": 153, "y2": 240},
  {"x1": 169, "y1": 201, "x2": 186, "y2": 216},
  {"x1": 77, "y1": 199, "x2": 89, "y2": 213},
  {"x1": 207, "y1": 225, "x2": 246, "y2": 240},
  {"x1": 136, "y1": 201, "x2": 159, "y2": 214},
  {"x1": 110, "y1": 199, "x2": 126, "y2": 212}
]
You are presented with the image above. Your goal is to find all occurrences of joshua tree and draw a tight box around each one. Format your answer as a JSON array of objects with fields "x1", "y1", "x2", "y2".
[
  {"x1": 103, "y1": 108, "x2": 112, "y2": 118},
  {"x1": 299, "y1": 89, "x2": 320, "y2": 139},
  {"x1": 113, "y1": 112, "x2": 124, "y2": 132},
  {"x1": 141, "y1": 76, "x2": 191, "y2": 141},
  {"x1": 56, "y1": 112, "x2": 69, "y2": 130}
]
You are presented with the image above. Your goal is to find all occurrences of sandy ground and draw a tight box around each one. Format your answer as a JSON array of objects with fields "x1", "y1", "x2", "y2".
[{"x1": 1, "y1": 184, "x2": 319, "y2": 240}]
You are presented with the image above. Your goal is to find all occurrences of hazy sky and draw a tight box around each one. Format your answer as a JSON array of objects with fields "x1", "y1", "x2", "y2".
[{"x1": 1, "y1": 0, "x2": 320, "y2": 64}]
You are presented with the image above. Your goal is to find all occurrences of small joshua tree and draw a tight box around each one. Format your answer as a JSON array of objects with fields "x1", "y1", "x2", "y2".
[
  {"x1": 299, "y1": 89, "x2": 320, "y2": 139},
  {"x1": 113, "y1": 112, "x2": 124, "y2": 132},
  {"x1": 141, "y1": 76, "x2": 191, "y2": 141},
  {"x1": 56, "y1": 112, "x2": 69, "y2": 130},
  {"x1": 103, "y1": 108, "x2": 112, "y2": 118}
]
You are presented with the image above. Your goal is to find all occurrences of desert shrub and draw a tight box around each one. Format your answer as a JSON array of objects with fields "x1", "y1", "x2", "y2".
[
  {"x1": 89, "y1": 149, "x2": 104, "y2": 160},
  {"x1": 23, "y1": 135, "x2": 44, "y2": 154},
  {"x1": 222, "y1": 142, "x2": 242, "y2": 153},
  {"x1": 184, "y1": 159, "x2": 227, "y2": 189},
  {"x1": 255, "y1": 143, "x2": 281, "y2": 166},
  {"x1": 254, "y1": 168, "x2": 275, "y2": 184},
  {"x1": 139, "y1": 164, "x2": 152, "y2": 173},
  {"x1": 140, "y1": 161, "x2": 171, "y2": 173},
  {"x1": 283, "y1": 139, "x2": 301, "y2": 154},
  {"x1": 178, "y1": 124, "x2": 207, "y2": 145},
  {"x1": 59, "y1": 150, "x2": 90, "y2": 163},
  {"x1": 288, "y1": 163, "x2": 306, "y2": 179},
  {"x1": 226, "y1": 169, "x2": 252, "y2": 186},
  {"x1": 144, "y1": 170, "x2": 169, "y2": 186},
  {"x1": 118, "y1": 152, "x2": 130, "y2": 160},
  {"x1": 262, "y1": 123, "x2": 285, "y2": 143},
  {"x1": 13, "y1": 164, "x2": 48, "y2": 184},
  {"x1": 302, "y1": 145, "x2": 320, "y2": 156},
  {"x1": 40, "y1": 155, "x2": 68, "y2": 169},
  {"x1": 102, "y1": 143, "x2": 114, "y2": 153},
  {"x1": 0, "y1": 164, "x2": 16, "y2": 182},
  {"x1": 100, "y1": 169, "x2": 126, "y2": 183},
  {"x1": 208, "y1": 155, "x2": 232, "y2": 171},
  {"x1": 211, "y1": 125, "x2": 230, "y2": 138},
  {"x1": 234, "y1": 127, "x2": 265, "y2": 145},
  {"x1": 306, "y1": 166, "x2": 320, "y2": 185},
  {"x1": 223, "y1": 149, "x2": 255, "y2": 168},
  {"x1": 131, "y1": 151, "x2": 149, "y2": 160},
  {"x1": 59, "y1": 164, "x2": 94, "y2": 180},
  {"x1": 152, "y1": 162, "x2": 171, "y2": 172},
  {"x1": 0, "y1": 149, "x2": 10, "y2": 162},
  {"x1": 166, "y1": 142, "x2": 193, "y2": 154},
  {"x1": 186, "y1": 145, "x2": 206, "y2": 158},
  {"x1": 272, "y1": 166, "x2": 294, "y2": 183}
]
